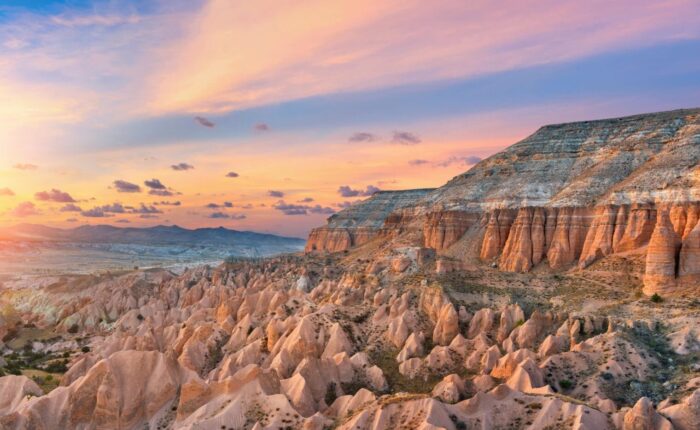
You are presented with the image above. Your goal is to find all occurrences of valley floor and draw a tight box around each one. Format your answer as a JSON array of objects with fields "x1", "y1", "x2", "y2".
[{"x1": 0, "y1": 250, "x2": 698, "y2": 429}]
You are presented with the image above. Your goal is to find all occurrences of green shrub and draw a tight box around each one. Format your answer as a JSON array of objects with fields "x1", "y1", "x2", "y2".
[
  {"x1": 324, "y1": 382, "x2": 338, "y2": 406},
  {"x1": 559, "y1": 379, "x2": 574, "y2": 390},
  {"x1": 650, "y1": 293, "x2": 663, "y2": 303},
  {"x1": 44, "y1": 360, "x2": 68, "y2": 373}
]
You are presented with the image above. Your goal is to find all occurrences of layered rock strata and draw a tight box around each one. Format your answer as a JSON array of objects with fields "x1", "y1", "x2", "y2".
[
  {"x1": 307, "y1": 108, "x2": 700, "y2": 295},
  {"x1": 306, "y1": 189, "x2": 434, "y2": 252}
]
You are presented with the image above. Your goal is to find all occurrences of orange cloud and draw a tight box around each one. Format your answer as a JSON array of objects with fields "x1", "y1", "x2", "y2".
[{"x1": 146, "y1": 0, "x2": 700, "y2": 114}]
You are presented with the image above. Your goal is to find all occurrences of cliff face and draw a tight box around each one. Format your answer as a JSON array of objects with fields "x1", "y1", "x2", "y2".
[
  {"x1": 305, "y1": 189, "x2": 434, "y2": 252},
  {"x1": 307, "y1": 108, "x2": 700, "y2": 296},
  {"x1": 424, "y1": 108, "x2": 700, "y2": 210}
]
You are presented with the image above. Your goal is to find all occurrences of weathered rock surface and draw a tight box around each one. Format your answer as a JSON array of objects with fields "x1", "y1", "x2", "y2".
[
  {"x1": 305, "y1": 189, "x2": 434, "y2": 252},
  {"x1": 307, "y1": 108, "x2": 700, "y2": 295}
]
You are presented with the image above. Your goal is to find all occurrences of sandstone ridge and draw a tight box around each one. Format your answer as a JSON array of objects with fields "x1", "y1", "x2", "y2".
[{"x1": 307, "y1": 108, "x2": 700, "y2": 296}]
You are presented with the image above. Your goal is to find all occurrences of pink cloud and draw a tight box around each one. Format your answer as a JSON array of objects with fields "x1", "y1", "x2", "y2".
[
  {"x1": 10, "y1": 201, "x2": 40, "y2": 217},
  {"x1": 147, "y1": 0, "x2": 700, "y2": 113},
  {"x1": 35, "y1": 188, "x2": 77, "y2": 203}
]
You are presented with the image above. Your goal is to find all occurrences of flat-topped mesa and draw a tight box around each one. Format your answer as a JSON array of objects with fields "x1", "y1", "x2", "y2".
[
  {"x1": 305, "y1": 189, "x2": 435, "y2": 252},
  {"x1": 307, "y1": 108, "x2": 700, "y2": 295},
  {"x1": 424, "y1": 108, "x2": 700, "y2": 211}
]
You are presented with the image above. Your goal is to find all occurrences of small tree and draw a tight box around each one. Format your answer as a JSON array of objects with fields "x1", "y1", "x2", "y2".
[
  {"x1": 324, "y1": 382, "x2": 338, "y2": 406},
  {"x1": 559, "y1": 379, "x2": 574, "y2": 390}
]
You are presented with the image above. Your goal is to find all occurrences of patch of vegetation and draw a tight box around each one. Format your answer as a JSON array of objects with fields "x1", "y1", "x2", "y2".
[
  {"x1": 340, "y1": 378, "x2": 366, "y2": 396},
  {"x1": 325, "y1": 382, "x2": 338, "y2": 406},
  {"x1": 1, "y1": 345, "x2": 70, "y2": 381},
  {"x1": 24, "y1": 369, "x2": 60, "y2": 393},
  {"x1": 650, "y1": 293, "x2": 663, "y2": 303},
  {"x1": 559, "y1": 379, "x2": 574, "y2": 390},
  {"x1": 201, "y1": 334, "x2": 230, "y2": 377},
  {"x1": 369, "y1": 348, "x2": 441, "y2": 394},
  {"x1": 44, "y1": 360, "x2": 69, "y2": 373},
  {"x1": 449, "y1": 414, "x2": 467, "y2": 430}
]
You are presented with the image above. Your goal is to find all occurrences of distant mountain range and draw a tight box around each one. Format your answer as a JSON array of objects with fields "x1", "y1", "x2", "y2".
[
  {"x1": 0, "y1": 224, "x2": 306, "y2": 275},
  {"x1": 0, "y1": 223, "x2": 305, "y2": 247}
]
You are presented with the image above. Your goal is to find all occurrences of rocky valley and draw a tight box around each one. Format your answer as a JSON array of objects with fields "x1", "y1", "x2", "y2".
[{"x1": 1, "y1": 108, "x2": 699, "y2": 430}]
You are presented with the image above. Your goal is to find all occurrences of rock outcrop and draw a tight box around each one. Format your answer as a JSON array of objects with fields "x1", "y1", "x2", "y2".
[
  {"x1": 305, "y1": 189, "x2": 434, "y2": 252},
  {"x1": 308, "y1": 108, "x2": 700, "y2": 295}
]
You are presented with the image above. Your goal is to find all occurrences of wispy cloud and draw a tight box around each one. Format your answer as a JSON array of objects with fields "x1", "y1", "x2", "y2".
[
  {"x1": 209, "y1": 211, "x2": 246, "y2": 220},
  {"x1": 144, "y1": 178, "x2": 166, "y2": 190},
  {"x1": 145, "y1": 178, "x2": 177, "y2": 196},
  {"x1": 348, "y1": 132, "x2": 378, "y2": 143},
  {"x1": 254, "y1": 123, "x2": 270, "y2": 131},
  {"x1": 206, "y1": 201, "x2": 233, "y2": 209},
  {"x1": 13, "y1": 163, "x2": 38, "y2": 170},
  {"x1": 273, "y1": 200, "x2": 335, "y2": 216},
  {"x1": 10, "y1": 201, "x2": 39, "y2": 217},
  {"x1": 59, "y1": 203, "x2": 82, "y2": 212},
  {"x1": 435, "y1": 155, "x2": 482, "y2": 167},
  {"x1": 149, "y1": 189, "x2": 174, "y2": 196},
  {"x1": 225, "y1": 171, "x2": 239, "y2": 178},
  {"x1": 391, "y1": 131, "x2": 421, "y2": 145},
  {"x1": 51, "y1": 13, "x2": 141, "y2": 28},
  {"x1": 113, "y1": 180, "x2": 141, "y2": 193},
  {"x1": 338, "y1": 185, "x2": 380, "y2": 197},
  {"x1": 132, "y1": 204, "x2": 162, "y2": 215},
  {"x1": 194, "y1": 116, "x2": 215, "y2": 128},
  {"x1": 408, "y1": 159, "x2": 429, "y2": 166},
  {"x1": 35, "y1": 188, "x2": 77, "y2": 203},
  {"x1": 81, "y1": 207, "x2": 113, "y2": 217},
  {"x1": 81, "y1": 202, "x2": 125, "y2": 217},
  {"x1": 171, "y1": 162, "x2": 194, "y2": 171},
  {"x1": 147, "y1": 0, "x2": 700, "y2": 114},
  {"x1": 80, "y1": 202, "x2": 161, "y2": 217},
  {"x1": 268, "y1": 190, "x2": 285, "y2": 198},
  {"x1": 0, "y1": 188, "x2": 15, "y2": 196}
]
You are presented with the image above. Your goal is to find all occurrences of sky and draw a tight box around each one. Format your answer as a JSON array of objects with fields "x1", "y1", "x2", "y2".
[{"x1": 0, "y1": 0, "x2": 699, "y2": 237}]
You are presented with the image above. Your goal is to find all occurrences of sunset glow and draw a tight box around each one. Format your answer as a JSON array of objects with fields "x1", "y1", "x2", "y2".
[{"x1": 1, "y1": 0, "x2": 699, "y2": 236}]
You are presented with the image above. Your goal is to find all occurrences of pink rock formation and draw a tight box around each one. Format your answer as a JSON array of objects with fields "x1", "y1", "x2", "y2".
[
  {"x1": 432, "y1": 303, "x2": 459, "y2": 346},
  {"x1": 499, "y1": 208, "x2": 537, "y2": 272},
  {"x1": 579, "y1": 205, "x2": 618, "y2": 268},
  {"x1": 423, "y1": 210, "x2": 478, "y2": 250},
  {"x1": 644, "y1": 209, "x2": 682, "y2": 295},
  {"x1": 0, "y1": 376, "x2": 42, "y2": 416},
  {"x1": 660, "y1": 389, "x2": 700, "y2": 430},
  {"x1": 622, "y1": 397, "x2": 673, "y2": 430}
]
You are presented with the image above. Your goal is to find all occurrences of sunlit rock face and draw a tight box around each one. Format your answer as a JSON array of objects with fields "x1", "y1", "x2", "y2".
[
  {"x1": 305, "y1": 189, "x2": 435, "y2": 252},
  {"x1": 308, "y1": 108, "x2": 700, "y2": 296}
]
